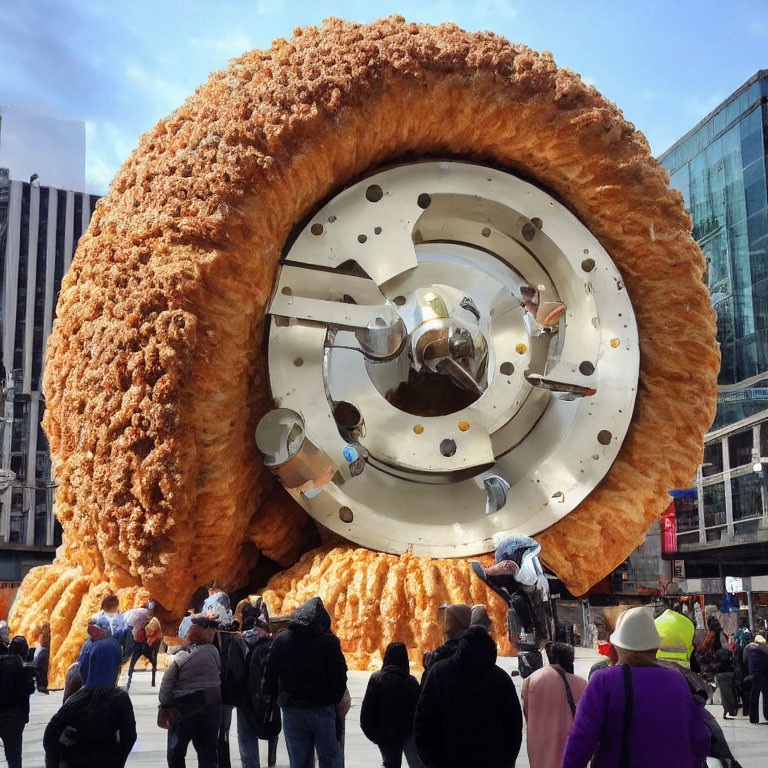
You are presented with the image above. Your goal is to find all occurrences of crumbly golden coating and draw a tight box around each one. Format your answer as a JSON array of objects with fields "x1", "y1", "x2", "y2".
[
  {"x1": 10, "y1": 564, "x2": 150, "y2": 685},
  {"x1": 263, "y1": 545, "x2": 513, "y2": 668},
  {"x1": 12, "y1": 16, "x2": 717, "y2": 679}
]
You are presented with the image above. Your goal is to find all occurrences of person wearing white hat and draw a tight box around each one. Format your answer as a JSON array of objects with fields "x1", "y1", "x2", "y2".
[{"x1": 562, "y1": 607, "x2": 710, "y2": 768}]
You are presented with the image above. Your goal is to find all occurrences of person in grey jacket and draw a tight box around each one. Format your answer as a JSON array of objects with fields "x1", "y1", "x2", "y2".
[{"x1": 159, "y1": 620, "x2": 222, "y2": 768}]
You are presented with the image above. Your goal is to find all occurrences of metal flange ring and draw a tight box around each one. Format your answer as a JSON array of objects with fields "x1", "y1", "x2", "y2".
[{"x1": 261, "y1": 160, "x2": 639, "y2": 557}]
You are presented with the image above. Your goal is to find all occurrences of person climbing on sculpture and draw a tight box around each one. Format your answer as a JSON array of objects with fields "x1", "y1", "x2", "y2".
[{"x1": 470, "y1": 535, "x2": 557, "y2": 678}]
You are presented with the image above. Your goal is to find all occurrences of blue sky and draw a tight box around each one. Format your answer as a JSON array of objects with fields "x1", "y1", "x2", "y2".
[{"x1": 1, "y1": 0, "x2": 766, "y2": 194}]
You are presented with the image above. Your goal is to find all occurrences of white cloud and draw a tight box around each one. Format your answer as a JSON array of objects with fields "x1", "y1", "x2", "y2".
[
  {"x1": 188, "y1": 32, "x2": 254, "y2": 57},
  {"x1": 85, "y1": 120, "x2": 137, "y2": 195},
  {"x1": 749, "y1": 21, "x2": 768, "y2": 37},
  {"x1": 582, "y1": 75, "x2": 596, "y2": 87},
  {"x1": 124, "y1": 64, "x2": 189, "y2": 110}
]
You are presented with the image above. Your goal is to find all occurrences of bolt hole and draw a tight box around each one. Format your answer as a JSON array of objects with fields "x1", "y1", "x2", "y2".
[
  {"x1": 293, "y1": 357, "x2": 304, "y2": 367},
  {"x1": 374, "y1": 226, "x2": 382, "y2": 235},
  {"x1": 597, "y1": 430, "x2": 612, "y2": 446},
  {"x1": 481, "y1": 227, "x2": 491, "y2": 238},
  {"x1": 522, "y1": 222, "x2": 536, "y2": 241},
  {"x1": 365, "y1": 184, "x2": 383, "y2": 203},
  {"x1": 579, "y1": 361, "x2": 595, "y2": 376},
  {"x1": 581, "y1": 258, "x2": 596, "y2": 272},
  {"x1": 374, "y1": 317, "x2": 387, "y2": 327},
  {"x1": 440, "y1": 438, "x2": 457, "y2": 457},
  {"x1": 358, "y1": 234, "x2": 367, "y2": 243},
  {"x1": 333, "y1": 401, "x2": 361, "y2": 431},
  {"x1": 417, "y1": 193, "x2": 431, "y2": 209},
  {"x1": 532, "y1": 217, "x2": 543, "y2": 229},
  {"x1": 327, "y1": 214, "x2": 337, "y2": 223},
  {"x1": 310, "y1": 223, "x2": 324, "y2": 236},
  {"x1": 500, "y1": 362, "x2": 515, "y2": 376},
  {"x1": 393, "y1": 295, "x2": 406, "y2": 306},
  {"x1": 281, "y1": 286, "x2": 292, "y2": 296},
  {"x1": 339, "y1": 506, "x2": 354, "y2": 523}
]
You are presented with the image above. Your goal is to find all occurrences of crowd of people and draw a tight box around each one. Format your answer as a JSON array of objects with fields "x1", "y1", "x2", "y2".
[{"x1": 2, "y1": 588, "x2": 767, "y2": 768}]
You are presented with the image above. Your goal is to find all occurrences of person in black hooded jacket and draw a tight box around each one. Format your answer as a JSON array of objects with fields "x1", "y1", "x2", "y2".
[
  {"x1": 361, "y1": 642, "x2": 422, "y2": 768},
  {"x1": 0, "y1": 636, "x2": 36, "y2": 768},
  {"x1": 414, "y1": 627, "x2": 523, "y2": 768},
  {"x1": 263, "y1": 597, "x2": 347, "y2": 768}
]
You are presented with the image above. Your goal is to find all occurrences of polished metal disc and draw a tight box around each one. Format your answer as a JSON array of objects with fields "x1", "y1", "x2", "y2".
[{"x1": 262, "y1": 161, "x2": 639, "y2": 557}]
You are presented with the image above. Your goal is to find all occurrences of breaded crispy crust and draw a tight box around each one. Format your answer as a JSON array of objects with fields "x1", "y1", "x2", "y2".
[
  {"x1": 11, "y1": 17, "x2": 717, "y2": 683},
  {"x1": 263, "y1": 546, "x2": 513, "y2": 670}
]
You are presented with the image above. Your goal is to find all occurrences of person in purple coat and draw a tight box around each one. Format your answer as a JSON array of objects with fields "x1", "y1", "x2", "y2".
[{"x1": 562, "y1": 607, "x2": 710, "y2": 768}]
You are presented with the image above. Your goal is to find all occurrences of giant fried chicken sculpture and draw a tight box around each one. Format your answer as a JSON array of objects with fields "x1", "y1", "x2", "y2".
[{"x1": 11, "y1": 17, "x2": 718, "y2": 684}]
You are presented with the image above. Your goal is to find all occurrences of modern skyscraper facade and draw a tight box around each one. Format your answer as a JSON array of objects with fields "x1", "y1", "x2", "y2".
[
  {"x1": 0, "y1": 111, "x2": 98, "y2": 582},
  {"x1": 658, "y1": 71, "x2": 768, "y2": 583}
]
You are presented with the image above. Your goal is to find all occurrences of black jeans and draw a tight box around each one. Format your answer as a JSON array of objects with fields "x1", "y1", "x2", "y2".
[
  {"x1": 378, "y1": 736, "x2": 423, "y2": 768},
  {"x1": 167, "y1": 702, "x2": 221, "y2": 768},
  {"x1": 127, "y1": 641, "x2": 159, "y2": 688},
  {"x1": 749, "y1": 672, "x2": 768, "y2": 724},
  {"x1": 218, "y1": 704, "x2": 233, "y2": 768},
  {"x1": 0, "y1": 719, "x2": 24, "y2": 768}
]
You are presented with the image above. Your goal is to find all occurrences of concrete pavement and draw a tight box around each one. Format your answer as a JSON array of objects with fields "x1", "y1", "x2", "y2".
[{"x1": 15, "y1": 650, "x2": 768, "y2": 767}]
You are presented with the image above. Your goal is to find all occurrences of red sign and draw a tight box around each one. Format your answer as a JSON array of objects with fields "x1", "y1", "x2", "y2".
[{"x1": 661, "y1": 502, "x2": 677, "y2": 554}]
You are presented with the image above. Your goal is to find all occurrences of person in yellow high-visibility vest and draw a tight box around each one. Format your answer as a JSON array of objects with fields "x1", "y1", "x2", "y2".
[{"x1": 655, "y1": 608, "x2": 695, "y2": 668}]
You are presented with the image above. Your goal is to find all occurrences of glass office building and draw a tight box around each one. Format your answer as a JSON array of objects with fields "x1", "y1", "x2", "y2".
[
  {"x1": 658, "y1": 71, "x2": 768, "y2": 576},
  {"x1": 659, "y1": 71, "x2": 768, "y2": 428}
]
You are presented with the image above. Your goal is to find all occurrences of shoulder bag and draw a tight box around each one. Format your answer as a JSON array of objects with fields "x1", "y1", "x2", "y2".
[
  {"x1": 619, "y1": 664, "x2": 633, "y2": 768},
  {"x1": 553, "y1": 665, "x2": 577, "y2": 718}
]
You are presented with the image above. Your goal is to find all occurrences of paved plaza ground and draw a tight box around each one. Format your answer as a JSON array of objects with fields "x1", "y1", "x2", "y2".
[{"x1": 13, "y1": 649, "x2": 768, "y2": 767}]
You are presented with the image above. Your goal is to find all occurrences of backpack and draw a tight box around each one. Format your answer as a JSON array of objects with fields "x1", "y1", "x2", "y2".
[
  {"x1": 246, "y1": 640, "x2": 270, "y2": 706},
  {"x1": 245, "y1": 639, "x2": 281, "y2": 738},
  {"x1": 0, "y1": 655, "x2": 32, "y2": 712},
  {"x1": 218, "y1": 633, "x2": 249, "y2": 707}
]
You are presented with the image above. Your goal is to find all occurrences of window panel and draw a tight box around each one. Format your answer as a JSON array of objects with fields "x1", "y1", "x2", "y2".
[
  {"x1": 703, "y1": 482, "x2": 726, "y2": 527},
  {"x1": 714, "y1": 107, "x2": 728, "y2": 136},
  {"x1": 728, "y1": 429, "x2": 754, "y2": 468},
  {"x1": 741, "y1": 130, "x2": 763, "y2": 167},
  {"x1": 703, "y1": 440, "x2": 724, "y2": 476},
  {"x1": 732, "y1": 472, "x2": 763, "y2": 521}
]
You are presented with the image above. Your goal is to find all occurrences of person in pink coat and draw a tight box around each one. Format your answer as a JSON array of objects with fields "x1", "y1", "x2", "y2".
[{"x1": 521, "y1": 642, "x2": 587, "y2": 768}]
